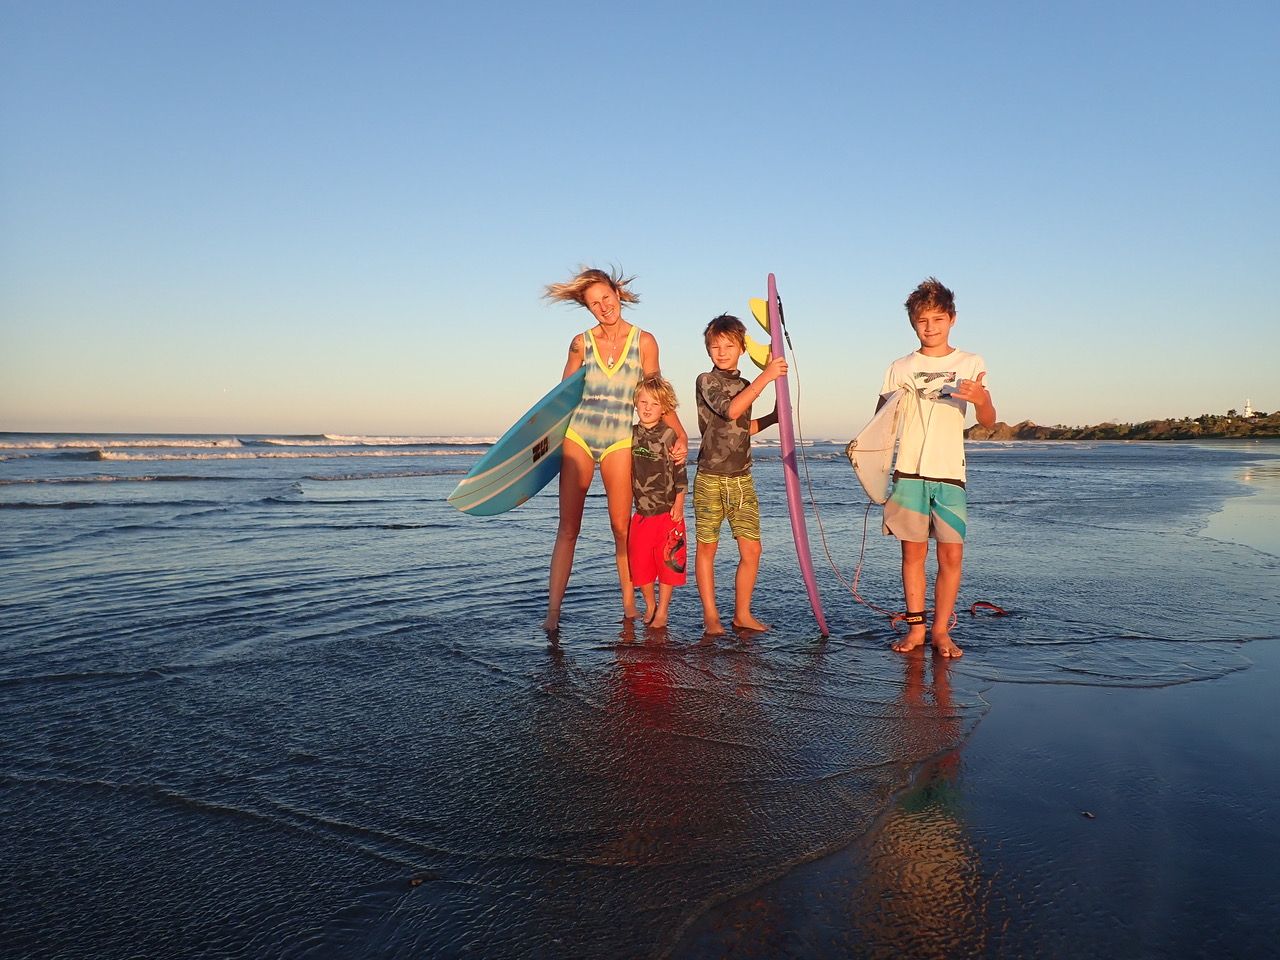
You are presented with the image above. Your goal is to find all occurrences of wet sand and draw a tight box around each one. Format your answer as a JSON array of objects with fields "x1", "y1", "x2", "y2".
[
  {"x1": 5, "y1": 439, "x2": 1277, "y2": 958},
  {"x1": 679, "y1": 453, "x2": 1280, "y2": 958},
  {"x1": 1202, "y1": 453, "x2": 1280, "y2": 554}
]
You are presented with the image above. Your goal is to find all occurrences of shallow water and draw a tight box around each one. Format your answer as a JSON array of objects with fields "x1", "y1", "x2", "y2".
[
  {"x1": 2, "y1": 435, "x2": 1277, "y2": 957},
  {"x1": 680, "y1": 638, "x2": 1280, "y2": 959}
]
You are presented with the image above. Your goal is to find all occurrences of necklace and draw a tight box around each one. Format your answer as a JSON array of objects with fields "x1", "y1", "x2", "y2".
[{"x1": 596, "y1": 324, "x2": 628, "y2": 365}]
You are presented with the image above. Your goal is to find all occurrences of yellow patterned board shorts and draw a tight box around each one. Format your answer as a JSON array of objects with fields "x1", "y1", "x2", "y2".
[{"x1": 693, "y1": 471, "x2": 761, "y2": 543}]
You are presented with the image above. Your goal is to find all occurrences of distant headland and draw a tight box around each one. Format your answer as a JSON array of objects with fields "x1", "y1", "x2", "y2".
[{"x1": 967, "y1": 408, "x2": 1279, "y2": 441}]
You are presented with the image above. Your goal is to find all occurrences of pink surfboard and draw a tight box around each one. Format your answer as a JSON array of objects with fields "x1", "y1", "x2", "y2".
[{"x1": 765, "y1": 274, "x2": 829, "y2": 637}]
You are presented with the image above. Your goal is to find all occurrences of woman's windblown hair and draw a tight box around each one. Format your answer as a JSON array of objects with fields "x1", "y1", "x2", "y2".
[{"x1": 543, "y1": 266, "x2": 640, "y2": 307}]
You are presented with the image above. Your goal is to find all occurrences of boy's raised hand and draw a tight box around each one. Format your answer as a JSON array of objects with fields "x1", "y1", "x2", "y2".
[
  {"x1": 952, "y1": 371, "x2": 990, "y2": 405},
  {"x1": 762, "y1": 352, "x2": 788, "y2": 383}
]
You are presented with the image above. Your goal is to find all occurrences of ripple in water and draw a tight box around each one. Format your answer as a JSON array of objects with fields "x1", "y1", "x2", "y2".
[{"x1": 2, "y1": 439, "x2": 1277, "y2": 957}]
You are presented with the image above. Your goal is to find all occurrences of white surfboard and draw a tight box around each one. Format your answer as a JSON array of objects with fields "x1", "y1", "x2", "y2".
[{"x1": 845, "y1": 388, "x2": 912, "y2": 504}]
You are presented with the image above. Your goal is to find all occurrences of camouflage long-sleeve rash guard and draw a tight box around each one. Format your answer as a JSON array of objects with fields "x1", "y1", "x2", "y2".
[
  {"x1": 631, "y1": 423, "x2": 688, "y2": 517},
  {"x1": 695, "y1": 367, "x2": 753, "y2": 478}
]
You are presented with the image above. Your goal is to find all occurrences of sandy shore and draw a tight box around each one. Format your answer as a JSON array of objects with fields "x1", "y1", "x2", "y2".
[
  {"x1": 677, "y1": 451, "x2": 1280, "y2": 958},
  {"x1": 1202, "y1": 453, "x2": 1280, "y2": 554}
]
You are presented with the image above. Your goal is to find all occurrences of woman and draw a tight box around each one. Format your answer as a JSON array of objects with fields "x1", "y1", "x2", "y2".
[{"x1": 542, "y1": 267, "x2": 687, "y2": 632}]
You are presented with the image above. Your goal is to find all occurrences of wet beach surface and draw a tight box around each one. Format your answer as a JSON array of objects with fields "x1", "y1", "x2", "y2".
[{"x1": 2, "y1": 437, "x2": 1277, "y2": 957}]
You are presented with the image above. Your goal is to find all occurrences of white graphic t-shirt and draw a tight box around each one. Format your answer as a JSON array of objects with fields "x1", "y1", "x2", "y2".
[{"x1": 880, "y1": 349, "x2": 988, "y2": 483}]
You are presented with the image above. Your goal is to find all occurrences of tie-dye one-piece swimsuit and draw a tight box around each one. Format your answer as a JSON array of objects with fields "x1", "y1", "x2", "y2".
[{"x1": 564, "y1": 325, "x2": 644, "y2": 462}]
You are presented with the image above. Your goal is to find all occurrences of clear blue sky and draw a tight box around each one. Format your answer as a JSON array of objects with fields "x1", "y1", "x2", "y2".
[{"x1": 3, "y1": 0, "x2": 1277, "y2": 437}]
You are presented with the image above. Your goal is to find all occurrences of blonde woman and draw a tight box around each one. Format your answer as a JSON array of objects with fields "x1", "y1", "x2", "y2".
[{"x1": 542, "y1": 267, "x2": 687, "y2": 632}]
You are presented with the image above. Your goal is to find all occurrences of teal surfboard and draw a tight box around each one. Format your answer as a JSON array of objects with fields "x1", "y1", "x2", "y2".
[{"x1": 447, "y1": 367, "x2": 587, "y2": 516}]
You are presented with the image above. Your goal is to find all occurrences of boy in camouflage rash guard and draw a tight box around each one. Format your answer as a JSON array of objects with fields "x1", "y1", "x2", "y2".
[
  {"x1": 628, "y1": 376, "x2": 689, "y2": 628},
  {"x1": 693, "y1": 315, "x2": 787, "y2": 636}
]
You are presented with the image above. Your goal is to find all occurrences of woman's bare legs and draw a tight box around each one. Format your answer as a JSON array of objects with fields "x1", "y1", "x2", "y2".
[
  {"x1": 600, "y1": 450, "x2": 639, "y2": 618},
  {"x1": 544, "y1": 443, "x2": 594, "y2": 632}
]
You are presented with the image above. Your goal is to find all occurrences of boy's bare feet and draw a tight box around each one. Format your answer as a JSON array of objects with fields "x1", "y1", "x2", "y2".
[
  {"x1": 931, "y1": 630, "x2": 963, "y2": 658},
  {"x1": 703, "y1": 615, "x2": 726, "y2": 636},
  {"x1": 891, "y1": 625, "x2": 928, "y2": 653},
  {"x1": 649, "y1": 611, "x2": 669, "y2": 628},
  {"x1": 623, "y1": 603, "x2": 640, "y2": 619},
  {"x1": 732, "y1": 616, "x2": 770, "y2": 632}
]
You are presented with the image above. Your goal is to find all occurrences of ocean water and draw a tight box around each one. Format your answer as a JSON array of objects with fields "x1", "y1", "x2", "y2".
[{"x1": 2, "y1": 432, "x2": 1278, "y2": 958}]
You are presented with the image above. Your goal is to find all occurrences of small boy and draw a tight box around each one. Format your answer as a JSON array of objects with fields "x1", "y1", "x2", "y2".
[
  {"x1": 879, "y1": 278, "x2": 996, "y2": 657},
  {"x1": 629, "y1": 376, "x2": 689, "y2": 628},
  {"x1": 693, "y1": 314, "x2": 787, "y2": 635}
]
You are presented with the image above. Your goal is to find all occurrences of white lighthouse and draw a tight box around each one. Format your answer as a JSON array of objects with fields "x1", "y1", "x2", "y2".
[{"x1": 1242, "y1": 399, "x2": 1256, "y2": 419}]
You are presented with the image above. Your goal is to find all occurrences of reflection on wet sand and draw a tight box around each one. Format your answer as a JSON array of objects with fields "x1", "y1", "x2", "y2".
[
  {"x1": 844, "y1": 653, "x2": 988, "y2": 957},
  {"x1": 673, "y1": 652, "x2": 988, "y2": 958},
  {"x1": 605, "y1": 622, "x2": 771, "y2": 872},
  {"x1": 529, "y1": 623, "x2": 772, "y2": 953}
]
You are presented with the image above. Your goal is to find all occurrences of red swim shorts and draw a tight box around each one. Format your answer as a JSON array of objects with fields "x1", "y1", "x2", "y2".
[{"x1": 628, "y1": 512, "x2": 687, "y2": 587}]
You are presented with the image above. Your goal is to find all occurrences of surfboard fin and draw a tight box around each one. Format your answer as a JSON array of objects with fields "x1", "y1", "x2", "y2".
[{"x1": 743, "y1": 333, "x2": 769, "y2": 370}]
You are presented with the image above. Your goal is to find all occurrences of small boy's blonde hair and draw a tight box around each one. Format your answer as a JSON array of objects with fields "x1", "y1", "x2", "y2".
[{"x1": 634, "y1": 375, "x2": 678, "y2": 413}]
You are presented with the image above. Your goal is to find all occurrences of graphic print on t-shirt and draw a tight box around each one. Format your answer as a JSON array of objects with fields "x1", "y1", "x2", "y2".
[{"x1": 913, "y1": 369, "x2": 957, "y2": 398}]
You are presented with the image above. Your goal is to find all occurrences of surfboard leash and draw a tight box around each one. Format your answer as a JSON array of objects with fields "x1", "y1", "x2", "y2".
[
  {"x1": 783, "y1": 311, "x2": 922, "y2": 631},
  {"x1": 776, "y1": 293, "x2": 797, "y2": 354},
  {"x1": 783, "y1": 303, "x2": 844, "y2": 592},
  {"x1": 839, "y1": 500, "x2": 1013, "y2": 627},
  {"x1": 798, "y1": 407, "x2": 965, "y2": 631}
]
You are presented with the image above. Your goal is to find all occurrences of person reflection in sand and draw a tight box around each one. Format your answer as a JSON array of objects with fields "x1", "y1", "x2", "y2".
[
  {"x1": 594, "y1": 622, "x2": 763, "y2": 870},
  {"x1": 612, "y1": 617, "x2": 673, "y2": 710},
  {"x1": 526, "y1": 624, "x2": 780, "y2": 955},
  {"x1": 847, "y1": 653, "x2": 987, "y2": 957}
]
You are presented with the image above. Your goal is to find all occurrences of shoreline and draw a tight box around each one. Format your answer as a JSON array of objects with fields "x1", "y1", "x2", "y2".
[{"x1": 1201, "y1": 456, "x2": 1280, "y2": 556}]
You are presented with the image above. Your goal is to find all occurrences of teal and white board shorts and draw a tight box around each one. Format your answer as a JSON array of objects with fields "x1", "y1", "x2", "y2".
[{"x1": 883, "y1": 475, "x2": 967, "y2": 543}]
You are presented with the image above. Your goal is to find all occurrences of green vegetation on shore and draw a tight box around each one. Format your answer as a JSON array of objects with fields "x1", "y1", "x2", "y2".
[{"x1": 967, "y1": 410, "x2": 1280, "y2": 441}]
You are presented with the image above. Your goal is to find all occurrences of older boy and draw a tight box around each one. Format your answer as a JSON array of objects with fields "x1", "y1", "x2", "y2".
[
  {"x1": 694, "y1": 314, "x2": 787, "y2": 635},
  {"x1": 880, "y1": 278, "x2": 996, "y2": 657}
]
